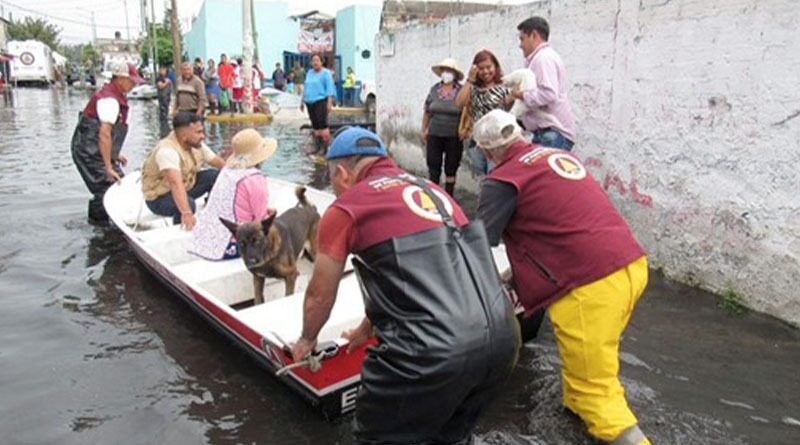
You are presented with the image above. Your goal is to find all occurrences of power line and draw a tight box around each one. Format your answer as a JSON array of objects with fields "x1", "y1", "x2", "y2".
[{"x1": 1, "y1": 0, "x2": 137, "y2": 30}]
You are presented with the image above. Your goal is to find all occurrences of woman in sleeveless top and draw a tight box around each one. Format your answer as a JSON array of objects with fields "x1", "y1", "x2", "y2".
[{"x1": 455, "y1": 50, "x2": 514, "y2": 175}]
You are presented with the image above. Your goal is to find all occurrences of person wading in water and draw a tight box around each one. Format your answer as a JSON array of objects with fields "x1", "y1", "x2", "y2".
[
  {"x1": 70, "y1": 61, "x2": 142, "y2": 223},
  {"x1": 292, "y1": 127, "x2": 520, "y2": 445}
]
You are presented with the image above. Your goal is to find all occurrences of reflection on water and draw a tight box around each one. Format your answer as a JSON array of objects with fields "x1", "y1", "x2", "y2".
[{"x1": 1, "y1": 88, "x2": 799, "y2": 444}]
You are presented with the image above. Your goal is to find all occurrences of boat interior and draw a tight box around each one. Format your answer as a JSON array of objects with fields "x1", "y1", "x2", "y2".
[{"x1": 107, "y1": 173, "x2": 364, "y2": 348}]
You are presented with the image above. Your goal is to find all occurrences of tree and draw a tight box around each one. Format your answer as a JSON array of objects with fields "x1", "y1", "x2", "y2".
[
  {"x1": 139, "y1": 24, "x2": 174, "y2": 68},
  {"x1": 7, "y1": 17, "x2": 61, "y2": 50},
  {"x1": 60, "y1": 43, "x2": 101, "y2": 70},
  {"x1": 81, "y1": 44, "x2": 101, "y2": 70}
]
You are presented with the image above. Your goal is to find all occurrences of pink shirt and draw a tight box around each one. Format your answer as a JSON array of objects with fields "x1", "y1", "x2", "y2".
[
  {"x1": 521, "y1": 42, "x2": 576, "y2": 142},
  {"x1": 234, "y1": 174, "x2": 269, "y2": 222}
]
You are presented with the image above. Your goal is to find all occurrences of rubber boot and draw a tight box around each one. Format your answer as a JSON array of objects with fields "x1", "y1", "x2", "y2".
[
  {"x1": 444, "y1": 182, "x2": 455, "y2": 196},
  {"x1": 87, "y1": 197, "x2": 109, "y2": 226},
  {"x1": 611, "y1": 425, "x2": 649, "y2": 445}
]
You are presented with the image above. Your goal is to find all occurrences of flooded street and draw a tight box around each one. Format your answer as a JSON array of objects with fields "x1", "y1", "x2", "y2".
[{"x1": 1, "y1": 88, "x2": 799, "y2": 444}]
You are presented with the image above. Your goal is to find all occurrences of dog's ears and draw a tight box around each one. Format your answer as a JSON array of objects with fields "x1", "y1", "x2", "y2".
[
  {"x1": 219, "y1": 217, "x2": 239, "y2": 235},
  {"x1": 260, "y1": 211, "x2": 277, "y2": 236}
]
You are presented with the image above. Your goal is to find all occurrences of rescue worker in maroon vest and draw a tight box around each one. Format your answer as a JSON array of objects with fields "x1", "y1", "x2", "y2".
[
  {"x1": 291, "y1": 127, "x2": 520, "y2": 444},
  {"x1": 473, "y1": 110, "x2": 651, "y2": 445},
  {"x1": 70, "y1": 62, "x2": 142, "y2": 223}
]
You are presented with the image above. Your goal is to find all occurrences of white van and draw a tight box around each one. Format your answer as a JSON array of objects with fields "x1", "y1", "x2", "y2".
[{"x1": 8, "y1": 40, "x2": 54, "y2": 86}]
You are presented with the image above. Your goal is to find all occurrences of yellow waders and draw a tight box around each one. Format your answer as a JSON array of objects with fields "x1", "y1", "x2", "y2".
[{"x1": 548, "y1": 256, "x2": 651, "y2": 444}]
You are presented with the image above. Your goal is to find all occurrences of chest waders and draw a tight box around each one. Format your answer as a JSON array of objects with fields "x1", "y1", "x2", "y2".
[
  {"x1": 351, "y1": 175, "x2": 521, "y2": 445},
  {"x1": 70, "y1": 113, "x2": 128, "y2": 221}
]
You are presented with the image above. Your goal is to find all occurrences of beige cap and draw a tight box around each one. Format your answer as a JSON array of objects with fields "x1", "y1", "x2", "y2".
[
  {"x1": 110, "y1": 61, "x2": 144, "y2": 84},
  {"x1": 227, "y1": 129, "x2": 277, "y2": 168},
  {"x1": 431, "y1": 58, "x2": 464, "y2": 82},
  {"x1": 473, "y1": 109, "x2": 523, "y2": 150}
]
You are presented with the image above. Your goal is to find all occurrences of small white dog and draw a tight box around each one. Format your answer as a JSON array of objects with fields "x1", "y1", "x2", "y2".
[{"x1": 501, "y1": 68, "x2": 537, "y2": 119}]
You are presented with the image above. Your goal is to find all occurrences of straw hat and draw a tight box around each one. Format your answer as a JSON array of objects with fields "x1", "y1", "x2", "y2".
[
  {"x1": 227, "y1": 129, "x2": 277, "y2": 168},
  {"x1": 431, "y1": 58, "x2": 464, "y2": 82}
]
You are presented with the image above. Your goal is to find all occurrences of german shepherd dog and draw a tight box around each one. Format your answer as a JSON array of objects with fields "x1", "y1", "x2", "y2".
[{"x1": 220, "y1": 186, "x2": 320, "y2": 305}]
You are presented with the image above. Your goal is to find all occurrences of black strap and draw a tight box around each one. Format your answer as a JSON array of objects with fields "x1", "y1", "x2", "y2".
[{"x1": 390, "y1": 174, "x2": 457, "y2": 230}]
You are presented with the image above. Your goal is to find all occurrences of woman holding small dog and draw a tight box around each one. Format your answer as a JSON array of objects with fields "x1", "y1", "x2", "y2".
[
  {"x1": 421, "y1": 58, "x2": 464, "y2": 197},
  {"x1": 455, "y1": 49, "x2": 515, "y2": 174},
  {"x1": 189, "y1": 129, "x2": 277, "y2": 260}
]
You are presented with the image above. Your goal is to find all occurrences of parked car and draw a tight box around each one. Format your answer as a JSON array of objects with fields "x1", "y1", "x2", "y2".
[{"x1": 66, "y1": 67, "x2": 96, "y2": 86}]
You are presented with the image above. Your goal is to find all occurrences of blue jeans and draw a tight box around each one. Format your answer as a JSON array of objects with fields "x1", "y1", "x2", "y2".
[
  {"x1": 343, "y1": 88, "x2": 356, "y2": 107},
  {"x1": 146, "y1": 169, "x2": 219, "y2": 223},
  {"x1": 468, "y1": 140, "x2": 494, "y2": 175},
  {"x1": 532, "y1": 128, "x2": 574, "y2": 151}
]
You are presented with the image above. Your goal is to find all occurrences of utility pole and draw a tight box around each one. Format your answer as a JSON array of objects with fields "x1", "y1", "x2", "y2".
[
  {"x1": 250, "y1": 0, "x2": 259, "y2": 62},
  {"x1": 123, "y1": 0, "x2": 131, "y2": 45},
  {"x1": 91, "y1": 12, "x2": 97, "y2": 45},
  {"x1": 150, "y1": 0, "x2": 158, "y2": 84},
  {"x1": 169, "y1": 0, "x2": 182, "y2": 71},
  {"x1": 242, "y1": 0, "x2": 254, "y2": 114}
]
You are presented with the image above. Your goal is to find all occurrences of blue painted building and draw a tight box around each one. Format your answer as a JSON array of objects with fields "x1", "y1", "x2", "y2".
[
  {"x1": 185, "y1": 0, "x2": 299, "y2": 67},
  {"x1": 334, "y1": 5, "x2": 381, "y2": 85}
]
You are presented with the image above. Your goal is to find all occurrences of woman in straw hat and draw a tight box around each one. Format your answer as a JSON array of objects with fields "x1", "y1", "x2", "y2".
[
  {"x1": 455, "y1": 49, "x2": 514, "y2": 175},
  {"x1": 422, "y1": 57, "x2": 465, "y2": 197},
  {"x1": 189, "y1": 129, "x2": 277, "y2": 260}
]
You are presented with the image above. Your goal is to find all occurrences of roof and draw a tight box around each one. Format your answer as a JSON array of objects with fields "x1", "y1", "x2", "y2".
[{"x1": 381, "y1": 0, "x2": 500, "y2": 30}]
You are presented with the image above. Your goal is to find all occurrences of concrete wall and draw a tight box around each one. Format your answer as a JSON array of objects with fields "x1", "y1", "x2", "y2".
[
  {"x1": 375, "y1": 0, "x2": 800, "y2": 325},
  {"x1": 185, "y1": 0, "x2": 299, "y2": 67},
  {"x1": 335, "y1": 5, "x2": 382, "y2": 84}
]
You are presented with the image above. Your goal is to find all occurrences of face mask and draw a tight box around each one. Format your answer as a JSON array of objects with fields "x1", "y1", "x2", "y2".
[{"x1": 441, "y1": 72, "x2": 455, "y2": 84}]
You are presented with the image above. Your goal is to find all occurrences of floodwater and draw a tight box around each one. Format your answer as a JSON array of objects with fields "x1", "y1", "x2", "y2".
[{"x1": 1, "y1": 88, "x2": 798, "y2": 444}]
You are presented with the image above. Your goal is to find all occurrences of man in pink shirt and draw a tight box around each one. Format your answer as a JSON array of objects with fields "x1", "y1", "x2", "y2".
[{"x1": 511, "y1": 17, "x2": 576, "y2": 151}]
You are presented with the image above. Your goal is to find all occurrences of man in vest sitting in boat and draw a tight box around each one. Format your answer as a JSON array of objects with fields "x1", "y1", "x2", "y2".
[
  {"x1": 291, "y1": 127, "x2": 520, "y2": 444},
  {"x1": 141, "y1": 112, "x2": 226, "y2": 229},
  {"x1": 71, "y1": 61, "x2": 142, "y2": 223},
  {"x1": 189, "y1": 129, "x2": 276, "y2": 260},
  {"x1": 473, "y1": 110, "x2": 651, "y2": 445}
]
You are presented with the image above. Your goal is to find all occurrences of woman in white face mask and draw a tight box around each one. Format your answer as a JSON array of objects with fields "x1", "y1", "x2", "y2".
[{"x1": 421, "y1": 58, "x2": 465, "y2": 197}]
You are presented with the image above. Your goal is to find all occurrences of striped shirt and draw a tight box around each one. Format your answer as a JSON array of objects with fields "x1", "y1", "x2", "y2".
[{"x1": 469, "y1": 84, "x2": 511, "y2": 123}]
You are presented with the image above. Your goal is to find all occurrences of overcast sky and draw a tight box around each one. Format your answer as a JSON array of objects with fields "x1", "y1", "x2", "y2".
[{"x1": 0, "y1": 0, "x2": 532, "y2": 44}]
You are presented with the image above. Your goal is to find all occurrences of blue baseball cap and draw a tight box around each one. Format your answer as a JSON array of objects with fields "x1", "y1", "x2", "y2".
[{"x1": 326, "y1": 127, "x2": 387, "y2": 160}]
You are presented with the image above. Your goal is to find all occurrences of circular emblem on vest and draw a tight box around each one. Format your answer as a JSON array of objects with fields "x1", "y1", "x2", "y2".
[
  {"x1": 547, "y1": 153, "x2": 586, "y2": 180},
  {"x1": 402, "y1": 185, "x2": 454, "y2": 222}
]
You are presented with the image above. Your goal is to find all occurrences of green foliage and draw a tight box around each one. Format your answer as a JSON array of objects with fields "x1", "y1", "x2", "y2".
[
  {"x1": 139, "y1": 24, "x2": 174, "y2": 68},
  {"x1": 7, "y1": 17, "x2": 61, "y2": 50},
  {"x1": 719, "y1": 289, "x2": 747, "y2": 315},
  {"x1": 81, "y1": 44, "x2": 101, "y2": 69},
  {"x1": 59, "y1": 43, "x2": 100, "y2": 70}
]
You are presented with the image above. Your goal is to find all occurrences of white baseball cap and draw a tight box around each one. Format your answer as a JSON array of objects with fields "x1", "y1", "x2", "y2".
[
  {"x1": 110, "y1": 61, "x2": 144, "y2": 84},
  {"x1": 473, "y1": 109, "x2": 523, "y2": 150}
]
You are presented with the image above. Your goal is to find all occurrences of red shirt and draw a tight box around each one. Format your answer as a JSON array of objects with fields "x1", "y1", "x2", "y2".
[{"x1": 218, "y1": 63, "x2": 235, "y2": 88}]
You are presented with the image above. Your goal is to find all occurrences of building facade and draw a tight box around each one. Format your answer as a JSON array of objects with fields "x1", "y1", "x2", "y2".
[
  {"x1": 335, "y1": 5, "x2": 381, "y2": 88},
  {"x1": 185, "y1": 0, "x2": 299, "y2": 68}
]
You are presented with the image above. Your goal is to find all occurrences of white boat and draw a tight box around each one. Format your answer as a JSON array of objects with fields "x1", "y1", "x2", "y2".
[
  {"x1": 104, "y1": 171, "x2": 533, "y2": 418},
  {"x1": 127, "y1": 84, "x2": 157, "y2": 100}
]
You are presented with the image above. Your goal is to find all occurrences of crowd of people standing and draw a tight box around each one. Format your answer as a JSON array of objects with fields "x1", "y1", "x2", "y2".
[{"x1": 421, "y1": 16, "x2": 576, "y2": 198}]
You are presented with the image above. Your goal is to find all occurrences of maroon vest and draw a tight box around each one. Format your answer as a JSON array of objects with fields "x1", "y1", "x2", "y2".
[
  {"x1": 332, "y1": 158, "x2": 468, "y2": 253},
  {"x1": 488, "y1": 141, "x2": 645, "y2": 311},
  {"x1": 82, "y1": 82, "x2": 129, "y2": 126}
]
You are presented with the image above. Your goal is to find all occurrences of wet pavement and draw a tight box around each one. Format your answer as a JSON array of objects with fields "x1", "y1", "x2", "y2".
[{"x1": 0, "y1": 88, "x2": 799, "y2": 444}]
